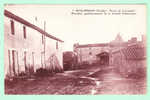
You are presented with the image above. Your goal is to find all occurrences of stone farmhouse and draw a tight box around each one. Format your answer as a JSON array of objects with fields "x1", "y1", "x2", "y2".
[
  {"x1": 4, "y1": 10, "x2": 64, "y2": 78},
  {"x1": 74, "y1": 34, "x2": 146, "y2": 66}
]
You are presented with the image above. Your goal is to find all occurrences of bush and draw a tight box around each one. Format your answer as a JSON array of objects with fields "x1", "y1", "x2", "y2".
[{"x1": 36, "y1": 68, "x2": 49, "y2": 77}]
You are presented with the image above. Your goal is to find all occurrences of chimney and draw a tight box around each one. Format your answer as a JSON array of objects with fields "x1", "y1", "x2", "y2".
[
  {"x1": 142, "y1": 35, "x2": 146, "y2": 43},
  {"x1": 131, "y1": 37, "x2": 137, "y2": 43}
]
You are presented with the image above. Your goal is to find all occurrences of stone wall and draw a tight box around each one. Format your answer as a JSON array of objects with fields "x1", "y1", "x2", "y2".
[{"x1": 111, "y1": 43, "x2": 146, "y2": 78}]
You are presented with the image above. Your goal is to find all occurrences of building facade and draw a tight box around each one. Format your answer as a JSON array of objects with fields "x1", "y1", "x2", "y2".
[
  {"x1": 73, "y1": 34, "x2": 146, "y2": 67},
  {"x1": 4, "y1": 10, "x2": 64, "y2": 78},
  {"x1": 73, "y1": 43, "x2": 110, "y2": 65}
]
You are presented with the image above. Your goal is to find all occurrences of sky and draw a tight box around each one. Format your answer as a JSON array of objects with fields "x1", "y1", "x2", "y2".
[{"x1": 4, "y1": 4, "x2": 147, "y2": 51}]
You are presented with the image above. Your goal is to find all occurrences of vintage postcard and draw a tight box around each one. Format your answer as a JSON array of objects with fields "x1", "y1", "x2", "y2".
[{"x1": 4, "y1": 4, "x2": 147, "y2": 95}]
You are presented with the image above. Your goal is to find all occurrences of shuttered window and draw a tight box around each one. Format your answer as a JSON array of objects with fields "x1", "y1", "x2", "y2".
[
  {"x1": 56, "y1": 41, "x2": 58, "y2": 49},
  {"x1": 10, "y1": 20, "x2": 15, "y2": 35},
  {"x1": 23, "y1": 26, "x2": 26, "y2": 39}
]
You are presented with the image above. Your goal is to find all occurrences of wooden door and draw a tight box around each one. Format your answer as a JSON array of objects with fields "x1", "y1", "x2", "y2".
[
  {"x1": 24, "y1": 51, "x2": 27, "y2": 72},
  {"x1": 12, "y1": 50, "x2": 16, "y2": 76}
]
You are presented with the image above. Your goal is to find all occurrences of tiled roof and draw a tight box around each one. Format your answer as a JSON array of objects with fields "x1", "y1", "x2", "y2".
[
  {"x1": 112, "y1": 42, "x2": 146, "y2": 60},
  {"x1": 122, "y1": 43, "x2": 146, "y2": 60},
  {"x1": 4, "y1": 10, "x2": 64, "y2": 42}
]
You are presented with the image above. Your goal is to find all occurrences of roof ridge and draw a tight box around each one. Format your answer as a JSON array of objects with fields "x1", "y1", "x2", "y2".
[{"x1": 4, "y1": 9, "x2": 64, "y2": 42}]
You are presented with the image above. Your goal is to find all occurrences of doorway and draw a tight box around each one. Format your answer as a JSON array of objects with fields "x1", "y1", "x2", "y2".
[{"x1": 96, "y1": 52, "x2": 109, "y2": 65}]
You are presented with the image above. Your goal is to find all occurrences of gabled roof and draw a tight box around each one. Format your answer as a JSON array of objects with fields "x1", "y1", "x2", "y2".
[
  {"x1": 112, "y1": 42, "x2": 146, "y2": 60},
  {"x1": 96, "y1": 52, "x2": 109, "y2": 57},
  {"x1": 4, "y1": 10, "x2": 64, "y2": 42},
  {"x1": 122, "y1": 44, "x2": 146, "y2": 60}
]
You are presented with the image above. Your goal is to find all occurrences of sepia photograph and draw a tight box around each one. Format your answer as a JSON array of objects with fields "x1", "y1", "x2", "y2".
[{"x1": 4, "y1": 4, "x2": 147, "y2": 95}]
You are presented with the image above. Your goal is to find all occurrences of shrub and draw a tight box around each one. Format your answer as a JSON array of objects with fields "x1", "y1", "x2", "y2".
[{"x1": 35, "y1": 68, "x2": 49, "y2": 77}]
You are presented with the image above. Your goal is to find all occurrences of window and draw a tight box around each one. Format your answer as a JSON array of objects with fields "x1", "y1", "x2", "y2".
[
  {"x1": 32, "y1": 52, "x2": 34, "y2": 67},
  {"x1": 10, "y1": 20, "x2": 15, "y2": 35},
  {"x1": 56, "y1": 41, "x2": 58, "y2": 49},
  {"x1": 23, "y1": 26, "x2": 26, "y2": 39},
  {"x1": 89, "y1": 52, "x2": 92, "y2": 55}
]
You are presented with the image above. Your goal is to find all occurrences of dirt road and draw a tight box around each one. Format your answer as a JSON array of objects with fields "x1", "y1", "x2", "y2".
[{"x1": 5, "y1": 65, "x2": 146, "y2": 94}]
